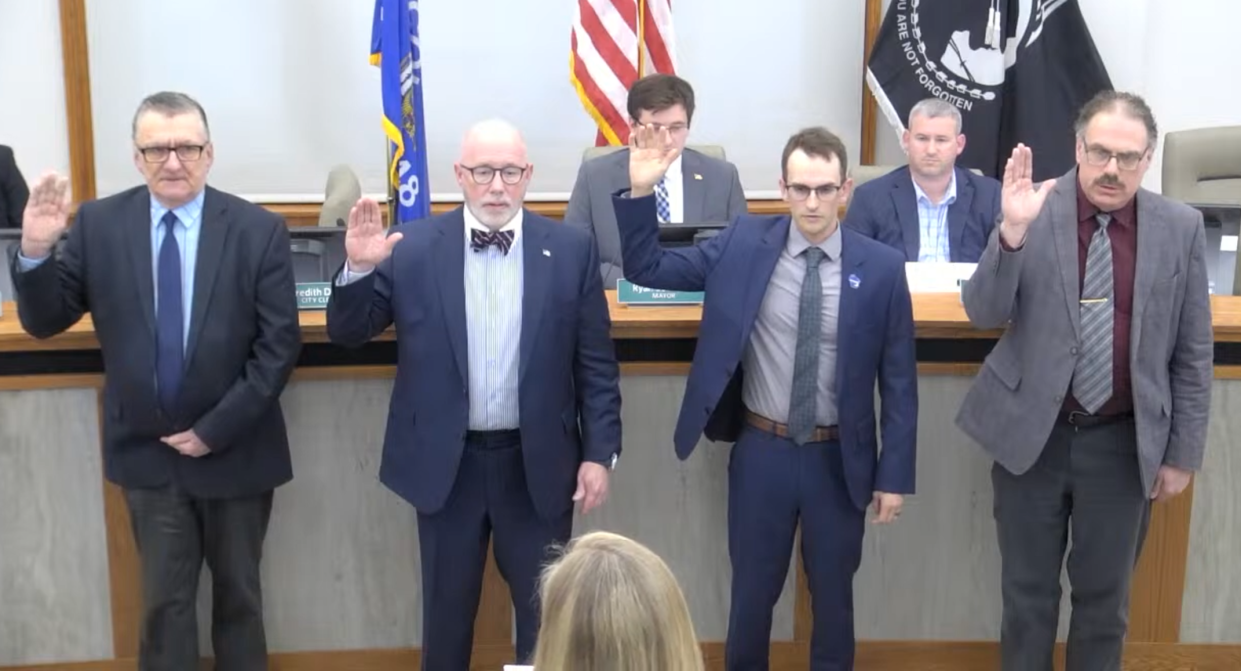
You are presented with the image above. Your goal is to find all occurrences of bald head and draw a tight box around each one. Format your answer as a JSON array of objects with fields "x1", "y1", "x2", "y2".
[
  {"x1": 455, "y1": 118, "x2": 532, "y2": 229},
  {"x1": 460, "y1": 119, "x2": 527, "y2": 163}
]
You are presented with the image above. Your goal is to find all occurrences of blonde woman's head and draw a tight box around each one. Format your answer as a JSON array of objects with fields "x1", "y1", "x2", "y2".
[{"x1": 532, "y1": 531, "x2": 703, "y2": 671}]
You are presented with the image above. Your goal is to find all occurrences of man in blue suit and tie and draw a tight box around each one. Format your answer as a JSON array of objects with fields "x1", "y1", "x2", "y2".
[
  {"x1": 843, "y1": 98, "x2": 1001, "y2": 262},
  {"x1": 613, "y1": 125, "x2": 918, "y2": 670},
  {"x1": 326, "y1": 119, "x2": 622, "y2": 671}
]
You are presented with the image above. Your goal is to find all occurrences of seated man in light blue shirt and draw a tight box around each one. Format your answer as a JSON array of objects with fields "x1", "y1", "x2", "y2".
[{"x1": 843, "y1": 98, "x2": 1001, "y2": 262}]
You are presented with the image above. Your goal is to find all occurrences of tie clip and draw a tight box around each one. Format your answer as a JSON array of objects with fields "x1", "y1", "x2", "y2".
[{"x1": 1080, "y1": 298, "x2": 1109, "y2": 304}]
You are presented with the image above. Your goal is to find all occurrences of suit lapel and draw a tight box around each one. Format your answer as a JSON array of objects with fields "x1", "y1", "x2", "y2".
[
  {"x1": 738, "y1": 217, "x2": 789, "y2": 348},
  {"x1": 184, "y1": 189, "x2": 228, "y2": 365},
  {"x1": 1049, "y1": 171, "x2": 1081, "y2": 338},
  {"x1": 835, "y1": 231, "x2": 866, "y2": 398},
  {"x1": 519, "y1": 214, "x2": 551, "y2": 383},
  {"x1": 891, "y1": 175, "x2": 920, "y2": 261},
  {"x1": 681, "y1": 150, "x2": 707, "y2": 222},
  {"x1": 435, "y1": 210, "x2": 469, "y2": 386},
  {"x1": 945, "y1": 169, "x2": 974, "y2": 262},
  {"x1": 1130, "y1": 191, "x2": 1162, "y2": 355},
  {"x1": 125, "y1": 189, "x2": 156, "y2": 337}
]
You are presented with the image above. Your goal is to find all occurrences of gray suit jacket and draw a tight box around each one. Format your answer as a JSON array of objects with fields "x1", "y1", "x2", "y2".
[
  {"x1": 956, "y1": 167, "x2": 1213, "y2": 494},
  {"x1": 564, "y1": 147, "x2": 747, "y2": 288}
]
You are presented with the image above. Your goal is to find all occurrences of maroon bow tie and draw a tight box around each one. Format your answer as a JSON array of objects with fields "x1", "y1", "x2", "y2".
[{"x1": 470, "y1": 228, "x2": 514, "y2": 254}]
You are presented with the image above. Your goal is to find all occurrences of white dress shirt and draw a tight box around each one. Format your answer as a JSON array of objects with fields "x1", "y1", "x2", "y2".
[{"x1": 661, "y1": 154, "x2": 685, "y2": 223}]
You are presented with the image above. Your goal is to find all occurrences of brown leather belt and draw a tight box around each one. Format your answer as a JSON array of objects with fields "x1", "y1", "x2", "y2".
[{"x1": 744, "y1": 409, "x2": 839, "y2": 442}]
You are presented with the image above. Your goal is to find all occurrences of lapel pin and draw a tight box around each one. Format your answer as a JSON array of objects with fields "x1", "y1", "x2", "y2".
[
  {"x1": 543, "y1": 249, "x2": 551, "y2": 257},
  {"x1": 848, "y1": 273, "x2": 861, "y2": 289},
  {"x1": 693, "y1": 173, "x2": 703, "y2": 180}
]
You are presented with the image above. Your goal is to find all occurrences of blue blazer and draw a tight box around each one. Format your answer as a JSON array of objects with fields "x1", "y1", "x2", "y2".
[
  {"x1": 613, "y1": 194, "x2": 918, "y2": 510},
  {"x1": 326, "y1": 209, "x2": 622, "y2": 520},
  {"x1": 842, "y1": 165, "x2": 1001, "y2": 263}
]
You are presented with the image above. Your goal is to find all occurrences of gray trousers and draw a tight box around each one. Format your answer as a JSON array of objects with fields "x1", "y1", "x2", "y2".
[
  {"x1": 992, "y1": 417, "x2": 1151, "y2": 671},
  {"x1": 124, "y1": 485, "x2": 274, "y2": 671}
]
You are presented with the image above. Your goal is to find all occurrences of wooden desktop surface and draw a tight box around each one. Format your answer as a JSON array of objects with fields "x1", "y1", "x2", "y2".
[{"x1": 5, "y1": 291, "x2": 1241, "y2": 353}]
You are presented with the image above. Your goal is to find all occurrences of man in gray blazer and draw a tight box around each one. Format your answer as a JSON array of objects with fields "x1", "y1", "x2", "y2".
[
  {"x1": 564, "y1": 73, "x2": 747, "y2": 288},
  {"x1": 957, "y1": 91, "x2": 1212, "y2": 671}
]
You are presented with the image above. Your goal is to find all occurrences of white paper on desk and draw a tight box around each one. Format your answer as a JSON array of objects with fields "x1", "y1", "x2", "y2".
[
  {"x1": 1221, "y1": 235, "x2": 1238, "y2": 252},
  {"x1": 503, "y1": 666, "x2": 534, "y2": 671},
  {"x1": 904, "y1": 262, "x2": 978, "y2": 293}
]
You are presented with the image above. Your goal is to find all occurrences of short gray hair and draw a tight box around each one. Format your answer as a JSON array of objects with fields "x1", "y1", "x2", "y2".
[
  {"x1": 131, "y1": 91, "x2": 210, "y2": 140},
  {"x1": 1074, "y1": 90, "x2": 1158, "y2": 152},
  {"x1": 908, "y1": 98, "x2": 962, "y2": 135}
]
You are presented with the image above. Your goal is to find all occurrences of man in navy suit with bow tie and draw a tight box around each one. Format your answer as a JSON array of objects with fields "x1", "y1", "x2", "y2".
[
  {"x1": 613, "y1": 124, "x2": 918, "y2": 670},
  {"x1": 327, "y1": 119, "x2": 621, "y2": 671}
]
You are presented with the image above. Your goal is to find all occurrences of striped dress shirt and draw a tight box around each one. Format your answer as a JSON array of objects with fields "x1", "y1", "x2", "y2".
[{"x1": 463, "y1": 208, "x2": 524, "y2": 430}]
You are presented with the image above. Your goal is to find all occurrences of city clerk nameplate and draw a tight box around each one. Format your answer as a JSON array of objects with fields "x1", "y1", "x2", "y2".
[{"x1": 295, "y1": 282, "x2": 332, "y2": 310}]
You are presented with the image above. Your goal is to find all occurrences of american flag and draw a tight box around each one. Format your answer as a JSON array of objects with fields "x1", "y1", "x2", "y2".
[{"x1": 571, "y1": 0, "x2": 678, "y2": 146}]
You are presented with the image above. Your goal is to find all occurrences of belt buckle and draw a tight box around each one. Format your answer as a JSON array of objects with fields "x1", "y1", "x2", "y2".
[{"x1": 1066, "y1": 410, "x2": 1090, "y2": 428}]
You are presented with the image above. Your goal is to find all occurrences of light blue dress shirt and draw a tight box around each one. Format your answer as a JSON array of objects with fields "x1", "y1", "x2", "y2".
[{"x1": 912, "y1": 171, "x2": 957, "y2": 263}]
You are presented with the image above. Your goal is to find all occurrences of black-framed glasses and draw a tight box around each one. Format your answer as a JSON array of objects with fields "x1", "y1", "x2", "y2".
[
  {"x1": 638, "y1": 121, "x2": 689, "y2": 134},
  {"x1": 1083, "y1": 145, "x2": 1146, "y2": 171},
  {"x1": 462, "y1": 164, "x2": 528, "y2": 185},
  {"x1": 786, "y1": 183, "x2": 841, "y2": 201},
  {"x1": 138, "y1": 145, "x2": 206, "y2": 163}
]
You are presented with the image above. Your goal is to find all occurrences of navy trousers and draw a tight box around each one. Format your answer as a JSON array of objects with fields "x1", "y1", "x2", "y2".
[
  {"x1": 416, "y1": 430, "x2": 573, "y2": 671},
  {"x1": 725, "y1": 426, "x2": 866, "y2": 671}
]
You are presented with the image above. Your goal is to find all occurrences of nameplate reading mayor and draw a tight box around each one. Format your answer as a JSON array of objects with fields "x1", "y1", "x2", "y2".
[{"x1": 616, "y1": 279, "x2": 704, "y2": 306}]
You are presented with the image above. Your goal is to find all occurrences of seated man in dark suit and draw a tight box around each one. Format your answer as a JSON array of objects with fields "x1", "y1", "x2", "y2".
[
  {"x1": 1, "y1": 144, "x2": 29, "y2": 228},
  {"x1": 12, "y1": 91, "x2": 301, "y2": 671},
  {"x1": 565, "y1": 73, "x2": 747, "y2": 288},
  {"x1": 843, "y1": 98, "x2": 1001, "y2": 262}
]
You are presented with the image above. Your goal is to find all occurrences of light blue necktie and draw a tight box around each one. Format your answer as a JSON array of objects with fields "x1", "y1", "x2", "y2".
[{"x1": 654, "y1": 178, "x2": 671, "y2": 223}]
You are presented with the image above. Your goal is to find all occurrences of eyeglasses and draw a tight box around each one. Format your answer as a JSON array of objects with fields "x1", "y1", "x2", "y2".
[
  {"x1": 639, "y1": 122, "x2": 689, "y2": 135},
  {"x1": 462, "y1": 165, "x2": 528, "y2": 185},
  {"x1": 1083, "y1": 145, "x2": 1146, "y2": 171},
  {"x1": 138, "y1": 145, "x2": 206, "y2": 163},
  {"x1": 786, "y1": 183, "x2": 841, "y2": 201}
]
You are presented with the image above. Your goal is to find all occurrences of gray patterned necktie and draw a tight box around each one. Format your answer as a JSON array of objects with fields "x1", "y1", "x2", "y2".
[
  {"x1": 788, "y1": 247, "x2": 825, "y2": 444},
  {"x1": 1073, "y1": 213, "x2": 1114, "y2": 413}
]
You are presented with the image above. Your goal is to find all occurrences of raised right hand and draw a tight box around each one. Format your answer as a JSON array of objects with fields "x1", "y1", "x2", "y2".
[
  {"x1": 21, "y1": 172, "x2": 71, "y2": 258},
  {"x1": 628, "y1": 124, "x2": 681, "y2": 197},
  {"x1": 344, "y1": 197, "x2": 403, "y2": 274},
  {"x1": 999, "y1": 143, "x2": 1057, "y2": 248}
]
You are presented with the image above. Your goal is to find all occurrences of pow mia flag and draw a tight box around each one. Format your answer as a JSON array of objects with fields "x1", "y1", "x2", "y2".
[{"x1": 866, "y1": 0, "x2": 1112, "y2": 181}]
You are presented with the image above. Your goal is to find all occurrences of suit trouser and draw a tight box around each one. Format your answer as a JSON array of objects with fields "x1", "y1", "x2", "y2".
[
  {"x1": 416, "y1": 430, "x2": 573, "y2": 671},
  {"x1": 725, "y1": 426, "x2": 866, "y2": 671},
  {"x1": 123, "y1": 485, "x2": 274, "y2": 671},
  {"x1": 993, "y1": 417, "x2": 1151, "y2": 671}
]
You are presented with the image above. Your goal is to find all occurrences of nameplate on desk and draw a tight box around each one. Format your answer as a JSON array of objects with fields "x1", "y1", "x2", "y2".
[
  {"x1": 616, "y1": 279, "x2": 704, "y2": 305},
  {"x1": 904, "y1": 262, "x2": 977, "y2": 293},
  {"x1": 295, "y1": 282, "x2": 332, "y2": 310}
]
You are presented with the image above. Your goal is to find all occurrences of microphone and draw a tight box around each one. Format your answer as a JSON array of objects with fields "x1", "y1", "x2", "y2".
[{"x1": 319, "y1": 164, "x2": 361, "y2": 227}]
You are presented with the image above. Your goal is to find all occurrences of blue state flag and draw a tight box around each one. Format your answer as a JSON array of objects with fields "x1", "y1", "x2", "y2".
[{"x1": 371, "y1": 0, "x2": 429, "y2": 223}]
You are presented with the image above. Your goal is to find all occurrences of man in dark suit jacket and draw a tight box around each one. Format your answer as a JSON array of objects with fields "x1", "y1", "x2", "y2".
[
  {"x1": 565, "y1": 73, "x2": 747, "y2": 287},
  {"x1": 11, "y1": 92, "x2": 301, "y2": 671},
  {"x1": 1, "y1": 144, "x2": 29, "y2": 228},
  {"x1": 843, "y1": 99, "x2": 1001, "y2": 263},
  {"x1": 327, "y1": 119, "x2": 622, "y2": 671},
  {"x1": 614, "y1": 125, "x2": 917, "y2": 671}
]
